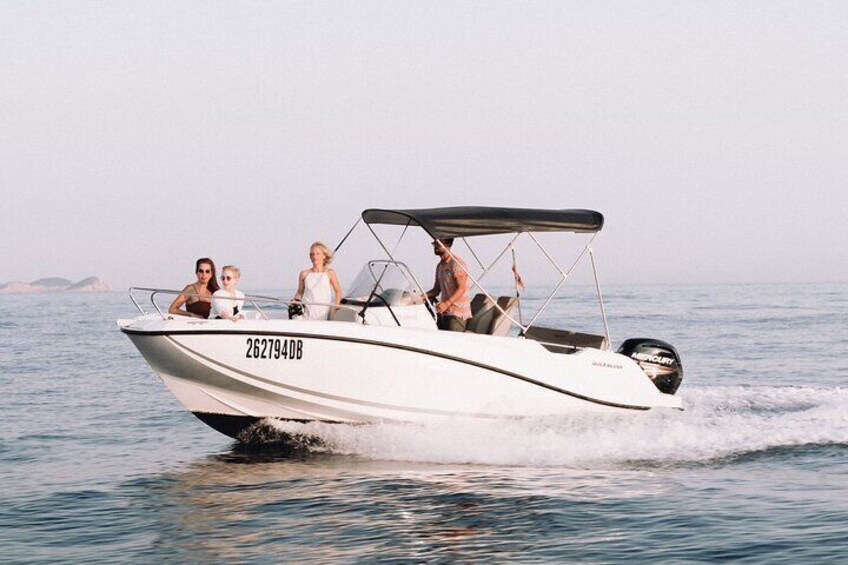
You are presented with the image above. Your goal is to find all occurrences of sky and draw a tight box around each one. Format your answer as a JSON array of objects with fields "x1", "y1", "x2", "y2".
[{"x1": 2, "y1": 1, "x2": 847, "y2": 291}]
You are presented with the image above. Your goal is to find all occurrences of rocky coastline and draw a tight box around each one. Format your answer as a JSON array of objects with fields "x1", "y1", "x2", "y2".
[{"x1": 0, "y1": 277, "x2": 110, "y2": 293}]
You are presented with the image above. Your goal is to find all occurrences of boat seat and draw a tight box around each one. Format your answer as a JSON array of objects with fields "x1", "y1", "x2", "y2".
[
  {"x1": 465, "y1": 294, "x2": 519, "y2": 336},
  {"x1": 465, "y1": 294, "x2": 494, "y2": 334},
  {"x1": 523, "y1": 326, "x2": 608, "y2": 351}
]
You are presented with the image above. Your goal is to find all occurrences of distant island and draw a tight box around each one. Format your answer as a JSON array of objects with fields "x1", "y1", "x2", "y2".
[{"x1": 0, "y1": 276, "x2": 110, "y2": 293}]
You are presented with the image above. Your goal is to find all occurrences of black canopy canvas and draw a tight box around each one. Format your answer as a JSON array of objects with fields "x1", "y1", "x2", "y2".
[{"x1": 361, "y1": 207, "x2": 604, "y2": 238}]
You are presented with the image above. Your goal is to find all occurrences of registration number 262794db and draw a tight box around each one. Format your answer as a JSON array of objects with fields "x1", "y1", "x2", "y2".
[{"x1": 245, "y1": 337, "x2": 303, "y2": 360}]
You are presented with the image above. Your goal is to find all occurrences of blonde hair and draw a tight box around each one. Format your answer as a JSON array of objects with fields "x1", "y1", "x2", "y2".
[
  {"x1": 221, "y1": 265, "x2": 241, "y2": 277},
  {"x1": 310, "y1": 241, "x2": 333, "y2": 266}
]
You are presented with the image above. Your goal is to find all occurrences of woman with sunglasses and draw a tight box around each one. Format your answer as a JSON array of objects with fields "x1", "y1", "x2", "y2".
[
  {"x1": 168, "y1": 258, "x2": 220, "y2": 318},
  {"x1": 210, "y1": 266, "x2": 245, "y2": 322}
]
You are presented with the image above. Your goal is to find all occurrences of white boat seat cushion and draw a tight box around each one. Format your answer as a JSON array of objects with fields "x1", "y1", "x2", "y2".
[
  {"x1": 465, "y1": 294, "x2": 518, "y2": 335},
  {"x1": 523, "y1": 326, "x2": 609, "y2": 350},
  {"x1": 490, "y1": 296, "x2": 518, "y2": 336},
  {"x1": 465, "y1": 294, "x2": 495, "y2": 334}
]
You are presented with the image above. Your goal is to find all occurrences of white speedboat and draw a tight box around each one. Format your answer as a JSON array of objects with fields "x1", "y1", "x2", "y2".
[{"x1": 119, "y1": 207, "x2": 684, "y2": 439}]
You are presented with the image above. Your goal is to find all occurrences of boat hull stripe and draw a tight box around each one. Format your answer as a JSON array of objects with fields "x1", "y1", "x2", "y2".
[
  {"x1": 121, "y1": 327, "x2": 651, "y2": 411},
  {"x1": 166, "y1": 336, "x2": 503, "y2": 418}
]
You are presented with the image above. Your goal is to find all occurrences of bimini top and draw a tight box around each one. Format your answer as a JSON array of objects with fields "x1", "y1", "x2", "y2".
[{"x1": 362, "y1": 207, "x2": 604, "y2": 239}]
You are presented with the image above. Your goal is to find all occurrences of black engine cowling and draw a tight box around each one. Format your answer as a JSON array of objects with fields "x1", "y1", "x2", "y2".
[{"x1": 617, "y1": 338, "x2": 684, "y2": 395}]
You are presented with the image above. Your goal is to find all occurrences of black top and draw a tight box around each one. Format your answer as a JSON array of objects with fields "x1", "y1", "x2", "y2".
[{"x1": 361, "y1": 207, "x2": 604, "y2": 238}]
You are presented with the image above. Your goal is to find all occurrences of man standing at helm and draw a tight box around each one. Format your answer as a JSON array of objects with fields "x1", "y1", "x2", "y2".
[{"x1": 424, "y1": 238, "x2": 472, "y2": 331}]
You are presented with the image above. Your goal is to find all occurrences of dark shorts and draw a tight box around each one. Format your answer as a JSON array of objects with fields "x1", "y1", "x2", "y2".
[{"x1": 437, "y1": 315, "x2": 468, "y2": 332}]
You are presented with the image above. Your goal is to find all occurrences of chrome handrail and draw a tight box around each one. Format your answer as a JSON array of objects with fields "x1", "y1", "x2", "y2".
[{"x1": 127, "y1": 287, "x2": 361, "y2": 321}]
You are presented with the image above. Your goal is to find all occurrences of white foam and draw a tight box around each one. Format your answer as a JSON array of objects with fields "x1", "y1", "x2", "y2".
[{"x1": 266, "y1": 385, "x2": 848, "y2": 468}]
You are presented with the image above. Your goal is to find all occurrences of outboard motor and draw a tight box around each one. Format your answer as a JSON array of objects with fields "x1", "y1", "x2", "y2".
[{"x1": 617, "y1": 338, "x2": 684, "y2": 395}]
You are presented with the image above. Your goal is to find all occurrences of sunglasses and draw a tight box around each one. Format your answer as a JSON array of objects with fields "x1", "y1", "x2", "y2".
[
  {"x1": 222, "y1": 275, "x2": 235, "y2": 281},
  {"x1": 197, "y1": 269, "x2": 212, "y2": 274}
]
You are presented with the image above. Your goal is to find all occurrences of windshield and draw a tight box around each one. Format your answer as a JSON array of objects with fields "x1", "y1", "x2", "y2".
[{"x1": 344, "y1": 260, "x2": 423, "y2": 306}]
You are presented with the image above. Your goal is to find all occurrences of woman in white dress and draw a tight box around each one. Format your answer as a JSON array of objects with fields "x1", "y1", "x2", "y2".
[
  {"x1": 210, "y1": 265, "x2": 245, "y2": 322},
  {"x1": 293, "y1": 242, "x2": 343, "y2": 320}
]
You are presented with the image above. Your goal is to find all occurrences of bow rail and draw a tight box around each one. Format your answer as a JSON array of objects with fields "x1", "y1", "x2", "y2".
[{"x1": 127, "y1": 287, "x2": 358, "y2": 321}]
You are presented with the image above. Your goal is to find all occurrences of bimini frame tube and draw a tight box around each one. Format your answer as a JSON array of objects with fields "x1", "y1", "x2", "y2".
[
  {"x1": 362, "y1": 216, "x2": 604, "y2": 340},
  {"x1": 434, "y1": 231, "x2": 601, "y2": 336},
  {"x1": 365, "y1": 222, "x2": 437, "y2": 317},
  {"x1": 436, "y1": 238, "x2": 527, "y2": 333},
  {"x1": 333, "y1": 218, "x2": 362, "y2": 253},
  {"x1": 462, "y1": 233, "x2": 522, "y2": 285},
  {"x1": 461, "y1": 237, "x2": 486, "y2": 271},
  {"x1": 333, "y1": 217, "x2": 438, "y2": 319},
  {"x1": 589, "y1": 245, "x2": 612, "y2": 350},
  {"x1": 520, "y1": 231, "x2": 598, "y2": 333}
]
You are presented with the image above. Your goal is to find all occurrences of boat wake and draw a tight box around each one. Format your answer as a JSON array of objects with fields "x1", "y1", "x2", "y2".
[{"x1": 252, "y1": 385, "x2": 848, "y2": 468}]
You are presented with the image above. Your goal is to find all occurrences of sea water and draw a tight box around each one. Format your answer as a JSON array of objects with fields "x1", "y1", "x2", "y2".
[{"x1": 1, "y1": 283, "x2": 846, "y2": 563}]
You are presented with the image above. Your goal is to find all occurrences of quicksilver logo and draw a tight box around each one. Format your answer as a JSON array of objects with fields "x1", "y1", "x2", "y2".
[
  {"x1": 632, "y1": 352, "x2": 675, "y2": 366},
  {"x1": 592, "y1": 361, "x2": 622, "y2": 370}
]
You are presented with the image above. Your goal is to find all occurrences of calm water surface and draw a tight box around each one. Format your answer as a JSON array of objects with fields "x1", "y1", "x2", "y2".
[{"x1": 1, "y1": 283, "x2": 847, "y2": 563}]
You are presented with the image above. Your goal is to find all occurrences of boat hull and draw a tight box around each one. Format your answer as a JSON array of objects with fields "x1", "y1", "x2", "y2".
[{"x1": 119, "y1": 316, "x2": 682, "y2": 439}]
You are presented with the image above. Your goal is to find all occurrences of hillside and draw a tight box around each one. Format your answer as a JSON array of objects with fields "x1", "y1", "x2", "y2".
[{"x1": 0, "y1": 277, "x2": 111, "y2": 293}]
